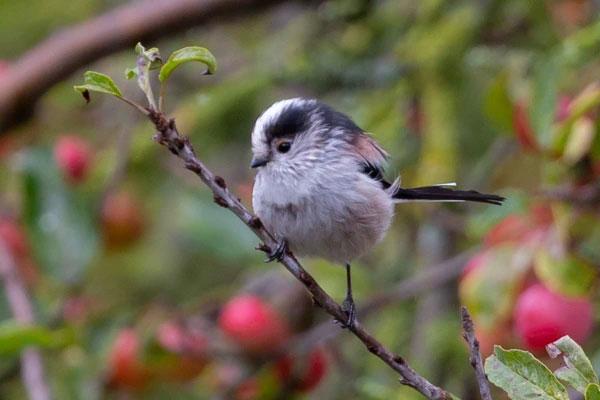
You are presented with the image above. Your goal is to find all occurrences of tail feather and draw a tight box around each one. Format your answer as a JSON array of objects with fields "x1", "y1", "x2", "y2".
[{"x1": 392, "y1": 186, "x2": 505, "y2": 205}]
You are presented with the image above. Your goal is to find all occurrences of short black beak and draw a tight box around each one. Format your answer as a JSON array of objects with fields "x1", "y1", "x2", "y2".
[{"x1": 250, "y1": 156, "x2": 269, "y2": 168}]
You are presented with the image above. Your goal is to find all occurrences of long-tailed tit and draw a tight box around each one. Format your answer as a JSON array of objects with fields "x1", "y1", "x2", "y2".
[{"x1": 251, "y1": 98, "x2": 503, "y2": 326}]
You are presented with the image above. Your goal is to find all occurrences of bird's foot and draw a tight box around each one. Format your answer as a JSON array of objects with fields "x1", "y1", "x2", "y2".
[
  {"x1": 334, "y1": 296, "x2": 357, "y2": 329},
  {"x1": 264, "y1": 238, "x2": 288, "y2": 263}
]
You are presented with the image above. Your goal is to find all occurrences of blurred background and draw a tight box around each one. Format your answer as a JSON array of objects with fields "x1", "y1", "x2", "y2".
[{"x1": 1, "y1": 0, "x2": 600, "y2": 398}]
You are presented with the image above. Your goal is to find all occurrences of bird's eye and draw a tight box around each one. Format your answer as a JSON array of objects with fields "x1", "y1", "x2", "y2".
[{"x1": 277, "y1": 141, "x2": 291, "y2": 153}]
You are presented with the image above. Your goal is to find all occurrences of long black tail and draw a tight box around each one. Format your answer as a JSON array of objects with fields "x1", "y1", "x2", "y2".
[{"x1": 392, "y1": 185, "x2": 505, "y2": 205}]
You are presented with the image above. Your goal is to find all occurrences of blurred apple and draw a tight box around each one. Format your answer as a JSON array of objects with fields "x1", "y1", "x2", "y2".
[
  {"x1": 275, "y1": 347, "x2": 328, "y2": 393},
  {"x1": 107, "y1": 329, "x2": 149, "y2": 390},
  {"x1": 0, "y1": 60, "x2": 9, "y2": 78},
  {"x1": 513, "y1": 101, "x2": 538, "y2": 152},
  {"x1": 461, "y1": 251, "x2": 488, "y2": 280},
  {"x1": 0, "y1": 217, "x2": 28, "y2": 259},
  {"x1": 514, "y1": 283, "x2": 593, "y2": 352},
  {"x1": 236, "y1": 378, "x2": 259, "y2": 400},
  {"x1": 156, "y1": 321, "x2": 209, "y2": 381},
  {"x1": 0, "y1": 217, "x2": 38, "y2": 284},
  {"x1": 54, "y1": 135, "x2": 92, "y2": 185},
  {"x1": 474, "y1": 324, "x2": 513, "y2": 357},
  {"x1": 101, "y1": 191, "x2": 145, "y2": 248},
  {"x1": 62, "y1": 295, "x2": 93, "y2": 324},
  {"x1": 484, "y1": 214, "x2": 532, "y2": 247},
  {"x1": 218, "y1": 295, "x2": 289, "y2": 354}
]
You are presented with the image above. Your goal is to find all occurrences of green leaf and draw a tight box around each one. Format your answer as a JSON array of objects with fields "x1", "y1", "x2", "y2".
[
  {"x1": 21, "y1": 149, "x2": 99, "y2": 283},
  {"x1": 484, "y1": 72, "x2": 514, "y2": 133},
  {"x1": 124, "y1": 67, "x2": 138, "y2": 80},
  {"x1": 0, "y1": 320, "x2": 74, "y2": 356},
  {"x1": 530, "y1": 53, "x2": 561, "y2": 148},
  {"x1": 485, "y1": 346, "x2": 569, "y2": 400},
  {"x1": 73, "y1": 71, "x2": 122, "y2": 100},
  {"x1": 159, "y1": 46, "x2": 217, "y2": 82},
  {"x1": 534, "y1": 250, "x2": 597, "y2": 297},
  {"x1": 586, "y1": 384, "x2": 600, "y2": 400},
  {"x1": 547, "y1": 336, "x2": 598, "y2": 393},
  {"x1": 553, "y1": 83, "x2": 600, "y2": 154}
]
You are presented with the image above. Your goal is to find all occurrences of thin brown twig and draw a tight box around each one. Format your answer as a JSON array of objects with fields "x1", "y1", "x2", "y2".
[
  {"x1": 0, "y1": 241, "x2": 51, "y2": 400},
  {"x1": 461, "y1": 306, "x2": 493, "y2": 400},
  {"x1": 146, "y1": 109, "x2": 452, "y2": 399}
]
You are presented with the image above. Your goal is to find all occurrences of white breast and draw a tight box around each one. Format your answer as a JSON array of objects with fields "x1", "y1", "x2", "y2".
[{"x1": 252, "y1": 162, "x2": 394, "y2": 264}]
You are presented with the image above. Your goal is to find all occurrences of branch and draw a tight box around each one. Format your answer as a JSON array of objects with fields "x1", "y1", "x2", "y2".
[
  {"x1": 0, "y1": 0, "x2": 302, "y2": 132},
  {"x1": 0, "y1": 241, "x2": 51, "y2": 400},
  {"x1": 461, "y1": 307, "x2": 493, "y2": 400},
  {"x1": 541, "y1": 183, "x2": 600, "y2": 208},
  {"x1": 221, "y1": 250, "x2": 473, "y2": 398},
  {"x1": 147, "y1": 109, "x2": 452, "y2": 399}
]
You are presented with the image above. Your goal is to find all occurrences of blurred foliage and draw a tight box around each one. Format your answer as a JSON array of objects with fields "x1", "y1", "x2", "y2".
[{"x1": 2, "y1": 0, "x2": 600, "y2": 399}]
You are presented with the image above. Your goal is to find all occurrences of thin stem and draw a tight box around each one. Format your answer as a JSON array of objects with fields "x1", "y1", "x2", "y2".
[
  {"x1": 461, "y1": 306, "x2": 493, "y2": 400},
  {"x1": 159, "y1": 81, "x2": 166, "y2": 112},
  {"x1": 117, "y1": 96, "x2": 149, "y2": 115},
  {"x1": 0, "y1": 240, "x2": 51, "y2": 400}
]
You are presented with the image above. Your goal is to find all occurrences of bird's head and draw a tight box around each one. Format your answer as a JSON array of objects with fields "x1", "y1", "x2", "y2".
[{"x1": 250, "y1": 98, "x2": 361, "y2": 172}]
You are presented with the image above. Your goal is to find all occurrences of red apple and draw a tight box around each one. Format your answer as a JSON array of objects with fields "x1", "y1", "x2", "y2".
[
  {"x1": 107, "y1": 329, "x2": 149, "y2": 390},
  {"x1": 101, "y1": 191, "x2": 145, "y2": 248},
  {"x1": 156, "y1": 321, "x2": 208, "y2": 381},
  {"x1": 514, "y1": 283, "x2": 593, "y2": 352},
  {"x1": 0, "y1": 217, "x2": 28, "y2": 260},
  {"x1": 461, "y1": 251, "x2": 489, "y2": 280},
  {"x1": 513, "y1": 101, "x2": 538, "y2": 152},
  {"x1": 275, "y1": 347, "x2": 328, "y2": 393},
  {"x1": 484, "y1": 214, "x2": 533, "y2": 247},
  {"x1": 218, "y1": 295, "x2": 289, "y2": 354},
  {"x1": 54, "y1": 136, "x2": 92, "y2": 185},
  {"x1": 0, "y1": 61, "x2": 9, "y2": 78}
]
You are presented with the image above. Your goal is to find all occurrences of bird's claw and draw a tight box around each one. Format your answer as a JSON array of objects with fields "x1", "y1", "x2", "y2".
[
  {"x1": 264, "y1": 239, "x2": 288, "y2": 263},
  {"x1": 334, "y1": 296, "x2": 357, "y2": 329}
]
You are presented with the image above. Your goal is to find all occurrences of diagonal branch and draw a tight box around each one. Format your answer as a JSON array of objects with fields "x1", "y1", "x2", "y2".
[
  {"x1": 461, "y1": 306, "x2": 493, "y2": 400},
  {"x1": 0, "y1": 241, "x2": 50, "y2": 400},
  {"x1": 146, "y1": 109, "x2": 452, "y2": 399}
]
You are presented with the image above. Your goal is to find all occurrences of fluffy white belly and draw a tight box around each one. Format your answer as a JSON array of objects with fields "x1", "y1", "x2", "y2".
[{"x1": 253, "y1": 174, "x2": 393, "y2": 264}]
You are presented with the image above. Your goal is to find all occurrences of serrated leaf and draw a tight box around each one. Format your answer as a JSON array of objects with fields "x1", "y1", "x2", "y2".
[
  {"x1": 555, "y1": 367, "x2": 590, "y2": 394},
  {"x1": 546, "y1": 336, "x2": 598, "y2": 393},
  {"x1": 0, "y1": 320, "x2": 74, "y2": 356},
  {"x1": 21, "y1": 149, "x2": 99, "y2": 283},
  {"x1": 534, "y1": 249, "x2": 597, "y2": 297},
  {"x1": 485, "y1": 346, "x2": 569, "y2": 400},
  {"x1": 159, "y1": 46, "x2": 217, "y2": 82},
  {"x1": 586, "y1": 384, "x2": 600, "y2": 400},
  {"x1": 73, "y1": 71, "x2": 122, "y2": 99}
]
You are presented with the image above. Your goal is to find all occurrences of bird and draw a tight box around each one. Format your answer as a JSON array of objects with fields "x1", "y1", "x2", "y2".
[{"x1": 250, "y1": 98, "x2": 504, "y2": 326}]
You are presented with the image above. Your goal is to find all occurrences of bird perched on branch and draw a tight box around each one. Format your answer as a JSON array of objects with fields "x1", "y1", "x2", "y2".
[{"x1": 250, "y1": 98, "x2": 503, "y2": 326}]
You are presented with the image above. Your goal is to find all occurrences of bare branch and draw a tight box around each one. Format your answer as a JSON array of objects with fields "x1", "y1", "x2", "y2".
[
  {"x1": 146, "y1": 109, "x2": 452, "y2": 399},
  {"x1": 0, "y1": 241, "x2": 51, "y2": 400},
  {"x1": 541, "y1": 183, "x2": 600, "y2": 208},
  {"x1": 461, "y1": 306, "x2": 493, "y2": 400},
  {"x1": 0, "y1": 0, "x2": 304, "y2": 132}
]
